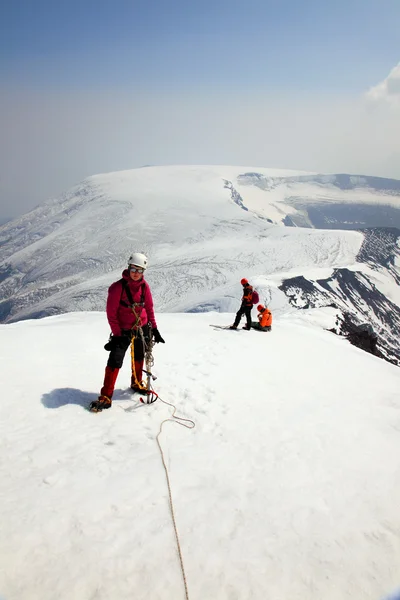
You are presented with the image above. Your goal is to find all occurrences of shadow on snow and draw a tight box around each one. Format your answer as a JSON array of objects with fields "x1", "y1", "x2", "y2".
[{"x1": 41, "y1": 388, "x2": 137, "y2": 410}]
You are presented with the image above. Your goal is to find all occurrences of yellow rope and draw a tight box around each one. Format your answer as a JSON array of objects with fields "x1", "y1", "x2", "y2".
[
  {"x1": 126, "y1": 279, "x2": 145, "y2": 388},
  {"x1": 156, "y1": 396, "x2": 195, "y2": 600},
  {"x1": 130, "y1": 321, "x2": 148, "y2": 390},
  {"x1": 130, "y1": 333, "x2": 143, "y2": 388}
]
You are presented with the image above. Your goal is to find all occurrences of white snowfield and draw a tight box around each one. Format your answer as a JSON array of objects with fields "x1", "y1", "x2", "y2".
[{"x1": 1, "y1": 310, "x2": 400, "y2": 600}]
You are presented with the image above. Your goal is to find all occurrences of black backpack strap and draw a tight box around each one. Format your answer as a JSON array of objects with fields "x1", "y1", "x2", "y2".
[
  {"x1": 120, "y1": 279, "x2": 146, "y2": 308},
  {"x1": 119, "y1": 278, "x2": 132, "y2": 308}
]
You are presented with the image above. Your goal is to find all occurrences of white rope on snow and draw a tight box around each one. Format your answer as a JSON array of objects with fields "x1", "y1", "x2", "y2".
[{"x1": 156, "y1": 395, "x2": 195, "y2": 600}]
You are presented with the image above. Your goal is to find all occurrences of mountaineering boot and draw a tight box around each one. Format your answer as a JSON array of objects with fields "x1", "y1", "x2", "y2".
[
  {"x1": 89, "y1": 395, "x2": 112, "y2": 412},
  {"x1": 229, "y1": 325, "x2": 237, "y2": 330},
  {"x1": 100, "y1": 366, "x2": 120, "y2": 399},
  {"x1": 242, "y1": 325, "x2": 251, "y2": 330},
  {"x1": 89, "y1": 367, "x2": 120, "y2": 412}
]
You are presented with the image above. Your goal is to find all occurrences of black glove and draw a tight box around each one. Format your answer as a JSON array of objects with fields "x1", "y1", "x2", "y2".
[
  {"x1": 104, "y1": 331, "x2": 131, "y2": 351},
  {"x1": 104, "y1": 335, "x2": 116, "y2": 351},
  {"x1": 153, "y1": 328, "x2": 165, "y2": 344}
]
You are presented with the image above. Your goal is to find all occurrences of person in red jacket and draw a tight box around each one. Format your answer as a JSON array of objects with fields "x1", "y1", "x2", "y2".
[
  {"x1": 229, "y1": 278, "x2": 255, "y2": 330},
  {"x1": 90, "y1": 252, "x2": 165, "y2": 412},
  {"x1": 251, "y1": 304, "x2": 272, "y2": 331}
]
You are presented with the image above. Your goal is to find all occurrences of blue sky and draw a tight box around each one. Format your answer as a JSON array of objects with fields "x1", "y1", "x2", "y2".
[
  {"x1": 1, "y1": 0, "x2": 398, "y2": 89},
  {"x1": 1, "y1": 0, "x2": 399, "y2": 216}
]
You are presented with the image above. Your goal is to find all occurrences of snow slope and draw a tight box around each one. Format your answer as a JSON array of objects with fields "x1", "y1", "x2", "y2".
[
  {"x1": 1, "y1": 311, "x2": 400, "y2": 600},
  {"x1": 0, "y1": 165, "x2": 377, "y2": 322}
]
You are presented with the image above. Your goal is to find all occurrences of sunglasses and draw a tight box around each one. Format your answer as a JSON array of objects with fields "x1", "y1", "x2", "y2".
[{"x1": 129, "y1": 266, "x2": 144, "y2": 273}]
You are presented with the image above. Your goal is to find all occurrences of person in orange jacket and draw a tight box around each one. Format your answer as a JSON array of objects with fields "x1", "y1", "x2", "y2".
[{"x1": 251, "y1": 304, "x2": 272, "y2": 331}]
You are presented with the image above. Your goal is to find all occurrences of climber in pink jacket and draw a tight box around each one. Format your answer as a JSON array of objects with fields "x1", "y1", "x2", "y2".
[
  {"x1": 90, "y1": 252, "x2": 165, "y2": 412},
  {"x1": 106, "y1": 269, "x2": 157, "y2": 335}
]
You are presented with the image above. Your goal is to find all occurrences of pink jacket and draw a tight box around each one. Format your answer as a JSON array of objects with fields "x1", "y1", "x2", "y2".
[{"x1": 106, "y1": 270, "x2": 157, "y2": 336}]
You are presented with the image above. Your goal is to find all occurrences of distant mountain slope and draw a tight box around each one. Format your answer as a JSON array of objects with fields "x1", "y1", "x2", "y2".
[
  {"x1": 235, "y1": 171, "x2": 400, "y2": 228},
  {"x1": 0, "y1": 165, "x2": 399, "y2": 363},
  {"x1": 278, "y1": 228, "x2": 400, "y2": 364}
]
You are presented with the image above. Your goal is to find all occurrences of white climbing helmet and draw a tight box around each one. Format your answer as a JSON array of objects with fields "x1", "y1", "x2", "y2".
[{"x1": 128, "y1": 252, "x2": 148, "y2": 270}]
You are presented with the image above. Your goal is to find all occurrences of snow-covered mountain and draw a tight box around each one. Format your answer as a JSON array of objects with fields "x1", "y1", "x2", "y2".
[
  {"x1": 2, "y1": 168, "x2": 400, "y2": 599},
  {"x1": 279, "y1": 228, "x2": 400, "y2": 365},
  {"x1": 0, "y1": 165, "x2": 399, "y2": 362},
  {"x1": 1, "y1": 311, "x2": 400, "y2": 600}
]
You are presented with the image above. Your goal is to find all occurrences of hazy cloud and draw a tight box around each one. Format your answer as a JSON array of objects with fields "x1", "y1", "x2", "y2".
[
  {"x1": 1, "y1": 74, "x2": 400, "y2": 219},
  {"x1": 366, "y1": 62, "x2": 400, "y2": 106}
]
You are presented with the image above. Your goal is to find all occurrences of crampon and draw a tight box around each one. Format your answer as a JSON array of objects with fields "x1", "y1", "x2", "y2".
[{"x1": 89, "y1": 395, "x2": 112, "y2": 412}]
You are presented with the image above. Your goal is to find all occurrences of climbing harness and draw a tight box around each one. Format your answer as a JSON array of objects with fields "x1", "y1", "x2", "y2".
[{"x1": 120, "y1": 277, "x2": 146, "y2": 310}]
